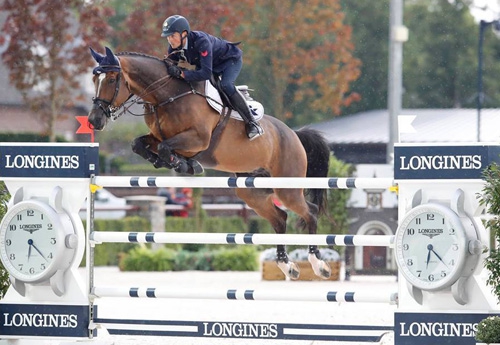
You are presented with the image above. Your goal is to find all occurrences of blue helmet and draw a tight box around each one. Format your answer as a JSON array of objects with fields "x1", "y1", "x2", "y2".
[{"x1": 161, "y1": 15, "x2": 190, "y2": 37}]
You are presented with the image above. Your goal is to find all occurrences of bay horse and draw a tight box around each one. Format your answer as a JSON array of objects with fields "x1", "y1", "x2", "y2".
[{"x1": 88, "y1": 46, "x2": 332, "y2": 280}]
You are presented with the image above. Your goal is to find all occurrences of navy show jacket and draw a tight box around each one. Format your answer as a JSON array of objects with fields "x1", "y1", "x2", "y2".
[{"x1": 168, "y1": 31, "x2": 242, "y2": 82}]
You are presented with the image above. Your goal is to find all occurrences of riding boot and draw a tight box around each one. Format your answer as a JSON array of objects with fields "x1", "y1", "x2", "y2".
[{"x1": 228, "y1": 91, "x2": 264, "y2": 141}]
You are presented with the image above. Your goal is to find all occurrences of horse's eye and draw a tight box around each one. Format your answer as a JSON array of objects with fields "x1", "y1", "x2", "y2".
[{"x1": 108, "y1": 78, "x2": 116, "y2": 84}]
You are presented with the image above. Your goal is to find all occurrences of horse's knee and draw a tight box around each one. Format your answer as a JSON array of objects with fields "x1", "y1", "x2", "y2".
[{"x1": 131, "y1": 137, "x2": 143, "y2": 154}]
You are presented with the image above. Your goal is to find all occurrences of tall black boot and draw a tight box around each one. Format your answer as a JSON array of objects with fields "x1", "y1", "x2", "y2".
[{"x1": 228, "y1": 91, "x2": 264, "y2": 141}]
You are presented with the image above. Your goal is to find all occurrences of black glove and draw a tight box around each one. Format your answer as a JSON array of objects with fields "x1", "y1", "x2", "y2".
[{"x1": 168, "y1": 65, "x2": 182, "y2": 78}]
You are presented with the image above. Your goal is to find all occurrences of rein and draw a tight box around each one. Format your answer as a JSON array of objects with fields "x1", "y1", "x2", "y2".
[{"x1": 93, "y1": 55, "x2": 226, "y2": 126}]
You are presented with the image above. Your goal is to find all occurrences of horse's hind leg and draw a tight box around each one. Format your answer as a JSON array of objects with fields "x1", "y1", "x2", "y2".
[
  {"x1": 235, "y1": 188, "x2": 300, "y2": 280},
  {"x1": 276, "y1": 189, "x2": 332, "y2": 279}
]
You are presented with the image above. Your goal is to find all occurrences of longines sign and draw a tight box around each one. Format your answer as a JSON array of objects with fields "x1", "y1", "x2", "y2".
[
  {"x1": 0, "y1": 143, "x2": 99, "y2": 178},
  {"x1": 0, "y1": 303, "x2": 90, "y2": 338},
  {"x1": 394, "y1": 145, "x2": 500, "y2": 180},
  {"x1": 395, "y1": 312, "x2": 497, "y2": 345}
]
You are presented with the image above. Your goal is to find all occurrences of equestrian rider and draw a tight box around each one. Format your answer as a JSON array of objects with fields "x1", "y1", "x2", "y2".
[{"x1": 161, "y1": 15, "x2": 264, "y2": 141}]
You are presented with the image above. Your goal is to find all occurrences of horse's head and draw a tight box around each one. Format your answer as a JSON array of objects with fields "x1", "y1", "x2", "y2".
[{"x1": 88, "y1": 46, "x2": 131, "y2": 130}]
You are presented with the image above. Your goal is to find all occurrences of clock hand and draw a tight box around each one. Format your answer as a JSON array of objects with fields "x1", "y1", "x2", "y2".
[
  {"x1": 430, "y1": 248, "x2": 449, "y2": 268},
  {"x1": 30, "y1": 242, "x2": 48, "y2": 262},
  {"x1": 27, "y1": 243, "x2": 32, "y2": 262},
  {"x1": 426, "y1": 245, "x2": 432, "y2": 269}
]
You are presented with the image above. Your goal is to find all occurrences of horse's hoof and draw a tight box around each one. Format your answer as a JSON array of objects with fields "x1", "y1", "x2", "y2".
[
  {"x1": 308, "y1": 253, "x2": 331, "y2": 279},
  {"x1": 187, "y1": 159, "x2": 204, "y2": 175},
  {"x1": 277, "y1": 261, "x2": 300, "y2": 280},
  {"x1": 174, "y1": 160, "x2": 189, "y2": 174},
  {"x1": 288, "y1": 262, "x2": 300, "y2": 280},
  {"x1": 318, "y1": 262, "x2": 332, "y2": 279}
]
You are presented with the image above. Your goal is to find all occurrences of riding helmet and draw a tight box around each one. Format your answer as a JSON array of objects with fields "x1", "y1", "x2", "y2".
[{"x1": 161, "y1": 15, "x2": 190, "y2": 37}]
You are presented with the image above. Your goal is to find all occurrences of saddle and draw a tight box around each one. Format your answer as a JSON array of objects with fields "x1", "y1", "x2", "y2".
[{"x1": 207, "y1": 77, "x2": 264, "y2": 121}]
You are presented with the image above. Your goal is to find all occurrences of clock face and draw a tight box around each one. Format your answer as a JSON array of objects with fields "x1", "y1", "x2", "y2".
[
  {"x1": 395, "y1": 204, "x2": 467, "y2": 291},
  {"x1": 0, "y1": 201, "x2": 63, "y2": 282}
]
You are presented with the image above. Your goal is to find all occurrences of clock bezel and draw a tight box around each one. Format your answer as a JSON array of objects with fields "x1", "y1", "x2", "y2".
[
  {"x1": 0, "y1": 200, "x2": 66, "y2": 283},
  {"x1": 395, "y1": 203, "x2": 468, "y2": 291}
]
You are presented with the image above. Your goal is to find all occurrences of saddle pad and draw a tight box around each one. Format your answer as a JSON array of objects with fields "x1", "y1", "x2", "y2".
[{"x1": 205, "y1": 81, "x2": 264, "y2": 121}]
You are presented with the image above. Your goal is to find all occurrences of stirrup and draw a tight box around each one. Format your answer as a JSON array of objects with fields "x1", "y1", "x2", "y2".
[{"x1": 247, "y1": 123, "x2": 264, "y2": 141}]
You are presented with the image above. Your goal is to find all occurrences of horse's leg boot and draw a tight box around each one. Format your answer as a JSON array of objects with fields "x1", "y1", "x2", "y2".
[{"x1": 228, "y1": 91, "x2": 264, "y2": 141}]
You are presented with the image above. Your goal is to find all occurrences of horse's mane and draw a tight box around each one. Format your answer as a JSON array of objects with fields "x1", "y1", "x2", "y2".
[{"x1": 116, "y1": 51, "x2": 163, "y2": 62}]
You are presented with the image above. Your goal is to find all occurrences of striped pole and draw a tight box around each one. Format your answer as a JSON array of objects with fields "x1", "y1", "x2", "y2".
[
  {"x1": 90, "y1": 232, "x2": 394, "y2": 247},
  {"x1": 94, "y1": 176, "x2": 395, "y2": 190},
  {"x1": 92, "y1": 286, "x2": 398, "y2": 305}
]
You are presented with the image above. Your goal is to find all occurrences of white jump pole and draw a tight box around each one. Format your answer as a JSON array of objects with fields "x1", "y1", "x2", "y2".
[
  {"x1": 90, "y1": 232, "x2": 395, "y2": 247},
  {"x1": 94, "y1": 176, "x2": 395, "y2": 189},
  {"x1": 91, "y1": 286, "x2": 398, "y2": 304}
]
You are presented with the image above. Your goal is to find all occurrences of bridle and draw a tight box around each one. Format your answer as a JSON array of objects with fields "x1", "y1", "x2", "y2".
[{"x1": 92, "y1": 70, "x2": 130, "y2": 121}]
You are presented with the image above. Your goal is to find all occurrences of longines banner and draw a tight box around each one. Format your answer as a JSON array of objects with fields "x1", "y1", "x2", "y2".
[
  {"x1": 0, "y1": 303, "x2": 91, "y2": 338},
  {"x1": 395, "y1": 312, "x2": 497, "y2": 345},
  {"x1": 0, "y1": 143, "x2": 99, "y2": 178},
  {"x1": 394, "y1": 145, "x2": 500, "y2": 180}
]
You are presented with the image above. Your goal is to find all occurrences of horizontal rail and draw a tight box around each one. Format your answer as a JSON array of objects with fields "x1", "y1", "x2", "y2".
[
  {"x1": 92, "y1": 286, "x2": 398, "y2": 304},
  {"x1": 94, "y1": 176, "x2": 395, "y2": 190},
  {"x1": 80, "y1": 203, "x2": 251, "y2": 212},
  {"x1": 90, "y1": 232, "x2": 394, "y2": 247}
]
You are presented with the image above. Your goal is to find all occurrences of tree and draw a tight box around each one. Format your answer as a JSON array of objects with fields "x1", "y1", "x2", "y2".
[
  {"x1": 234, "y1": 0, "x2": 361, "y2": 125},
  {"x1": 340, "y1": 0, "x2": 390, "y2": 115},
  {"x1": 111, "y1": 1, "x2": 360, "y2": 126},
  {"x1": 0, "y1": 0, "x2": 114, "y2": 141},
  {"x1": 113, "y1": 0, "x2": 238, "y2": 56}
]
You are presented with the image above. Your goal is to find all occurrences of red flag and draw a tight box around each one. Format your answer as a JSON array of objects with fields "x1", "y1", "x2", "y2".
[{"x1": 75, "y1": 116, "x2": 94, "y2": 142}]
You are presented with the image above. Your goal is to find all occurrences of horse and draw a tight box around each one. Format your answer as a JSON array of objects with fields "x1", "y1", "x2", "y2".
[{"x1": 88, "y1": 46, "x2": 333, "y2": 280}]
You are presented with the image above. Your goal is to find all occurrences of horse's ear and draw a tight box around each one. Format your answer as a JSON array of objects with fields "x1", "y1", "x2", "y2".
[
  {"x1": 89, "y1": 47, "x2": 104, "y2": 64},
  {"x1": 105, "y1": 46, "x2": 120, "y2": 67}
]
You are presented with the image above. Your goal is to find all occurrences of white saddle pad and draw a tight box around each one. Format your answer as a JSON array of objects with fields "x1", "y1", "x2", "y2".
[{"x1": 205, "y1": 81, "x2": 264, "y2": 121}]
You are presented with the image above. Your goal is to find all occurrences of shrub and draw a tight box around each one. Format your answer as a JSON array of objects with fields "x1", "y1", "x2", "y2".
[
  {"x1": 119, "y1": 247, "x2": 176, "y2": 271},
  {"x1": 211, "y1": 246, "x2": 259, "y2": 271},
  {"x1": 0, "y1": 182, "x2": 9, "y2": 298},
  {"x1": 476, "y1": 316, "x2": 500, "y2": 344}
]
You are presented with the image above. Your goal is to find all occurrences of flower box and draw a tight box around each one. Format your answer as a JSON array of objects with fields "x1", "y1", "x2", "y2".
[{"x1": 261, "y1": 260, "x2": 341, "y2": 281}]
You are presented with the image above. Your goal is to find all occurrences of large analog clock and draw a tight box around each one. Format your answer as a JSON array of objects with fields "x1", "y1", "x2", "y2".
[
  {"x1": 0, "y1": 188, "x2": 78, "y2": 296},
  {"x1": 395, "y1": 203, "x2": 469, "y2": 291}
]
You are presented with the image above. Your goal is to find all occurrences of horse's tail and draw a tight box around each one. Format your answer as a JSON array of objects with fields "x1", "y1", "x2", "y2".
[{"x1": 295, "y1": 127, "x2": 330, "y2": 215}]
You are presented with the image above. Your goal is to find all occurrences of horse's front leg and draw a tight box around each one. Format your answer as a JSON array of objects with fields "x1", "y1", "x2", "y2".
[
  {"x1": 131, "y1": 134, "x2": 171, "y2": 169},
  {"x1": 157, "y1": 129, "x2": 209, "y2": 175}
]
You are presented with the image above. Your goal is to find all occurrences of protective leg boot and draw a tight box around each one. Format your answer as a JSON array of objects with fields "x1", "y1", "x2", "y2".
[{"x1": 228, "y1": 91, "x2": 264, "y2": 141}]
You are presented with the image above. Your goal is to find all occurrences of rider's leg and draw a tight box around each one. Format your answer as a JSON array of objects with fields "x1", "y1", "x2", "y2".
[
  {"x1": 220, "y1": 59, "x2": 264, "y2": 141},
  {"x1": 227, "y1": 90, "x2": 264, "y2": 140}
]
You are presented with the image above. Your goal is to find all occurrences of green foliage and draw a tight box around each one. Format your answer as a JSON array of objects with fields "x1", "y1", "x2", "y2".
[
  {"x1": 174, "y1": 250, "x2": 214, "y2": 271},
  {"x1": 120, "y1": 247, "x2": 176, "y2": 271},
  {"x1": 119, "y1": 246, "x2": 258, "y2": 272},
  {"x1": 403, "y1": 0, "x2": 482, "y2": 109},
  {"x1": 0, "y1": 133, "x2": 67, "y2": 142},
  {"x1": 476, "y1": 316, "x2": 500, "y2": 343},
  {"x1": 479, "y1": 163, "x2": 500, "y2": 303},
  {"x1": 211, "y1": 246, "x2": 259, "y2": 271},
  {"x1": 0, "y1": 182, "x2": 10, "y2": 298},
  {"x1": 340, "y1": 0, "x2": 390, "y2": 115},
  {"x1": 317, "y1": 155, "x2": 353, "y2": 236}
]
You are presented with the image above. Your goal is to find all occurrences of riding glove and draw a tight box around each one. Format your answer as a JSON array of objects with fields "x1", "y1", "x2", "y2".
[{"x1": 168, "y1": 65, "x2": 182, "y2": 78}]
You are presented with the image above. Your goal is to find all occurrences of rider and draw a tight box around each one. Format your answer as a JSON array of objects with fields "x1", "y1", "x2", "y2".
[{"x1": 161, "y1": 14, "x2": 264, "y2": 141}]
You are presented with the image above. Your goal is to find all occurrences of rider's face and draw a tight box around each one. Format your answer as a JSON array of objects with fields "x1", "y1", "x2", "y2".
[{"x1": 167, "y1": 32, "x2": 184, "y2": 49}]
